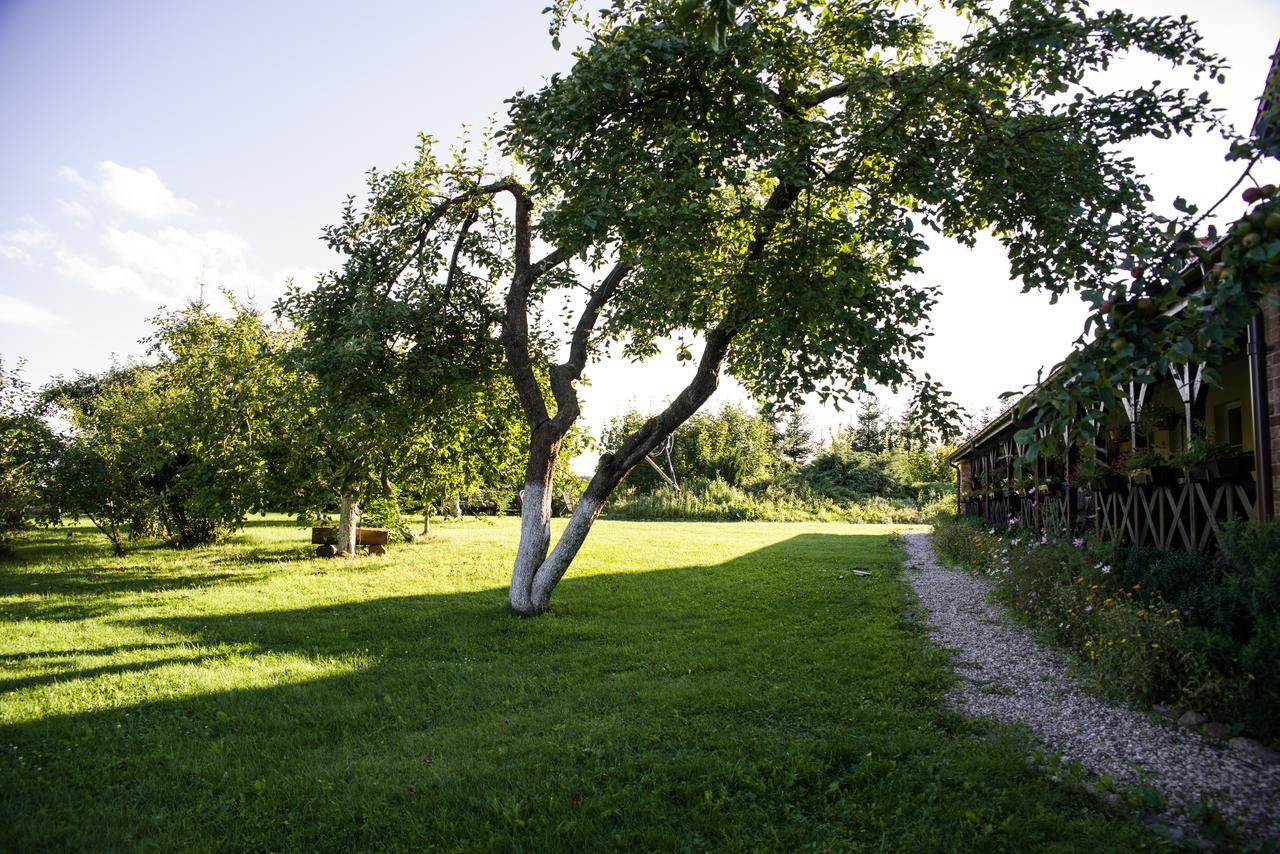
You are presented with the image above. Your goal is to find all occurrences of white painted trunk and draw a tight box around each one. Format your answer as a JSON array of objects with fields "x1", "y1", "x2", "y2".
[
  {"x1": 508, "y1": 480, "x2": 552, "y2": 614},
  {"x1": 338, "y1": 493, "x2": 360, "y2": 557},
  {"x1": 530, "y1": 495, "x2": 602, "y2": 612},
  {"x1": 450, "y1": 494, "x2": 462, "y2": 518}
]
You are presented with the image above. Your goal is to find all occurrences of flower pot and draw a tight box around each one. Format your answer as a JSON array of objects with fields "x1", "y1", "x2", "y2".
[
  {"x1": 1207, "y1": 456, "x2": 1248, "y2": 480},
  {"x1": 1150, "y1": 465, "x2": 1179, "y2": 485},
  {"x1": 1186, "y1": 462, "x2": 1212, "y2": 482},
  {"x1": 1130, "y1": 471, "x2": 1152, "y2": 486}
]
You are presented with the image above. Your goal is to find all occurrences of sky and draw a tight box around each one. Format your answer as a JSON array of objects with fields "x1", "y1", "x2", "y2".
[{"x1": 2, "y1": 0, "x2": 1279, "y2": 461}]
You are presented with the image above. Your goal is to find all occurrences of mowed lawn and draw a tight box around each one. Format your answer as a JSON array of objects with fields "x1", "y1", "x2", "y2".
[{"x1": 1, "y1": 517, "x2": 1159, "y2": 852}]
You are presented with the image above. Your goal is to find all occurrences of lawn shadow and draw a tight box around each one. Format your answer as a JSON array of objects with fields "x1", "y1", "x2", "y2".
[{"x1": 0, "y1": 565, "x2": 271, "y2": 622}]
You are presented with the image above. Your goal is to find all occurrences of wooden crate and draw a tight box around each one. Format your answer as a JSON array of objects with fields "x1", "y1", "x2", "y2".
[{"x1": 311, "y1": 526, "x2": 390, "y2": 546}]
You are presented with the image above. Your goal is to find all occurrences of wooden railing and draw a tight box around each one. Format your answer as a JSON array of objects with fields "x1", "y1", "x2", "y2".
[
  {"x1": 1092, "y1": 477, "x2": 1256, "y2": 552},
  {"x1": 960, "y1": 474, "x2": 1257, "y2": 553}
]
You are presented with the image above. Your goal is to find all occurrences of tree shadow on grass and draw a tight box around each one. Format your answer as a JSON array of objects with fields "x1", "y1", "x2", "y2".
[
  {"x1": 0, "y1": 532, "x2": 1151, "y2": 852},
  {"x1": 0, "y1": 565, "x2": 271, "y2": 622}
]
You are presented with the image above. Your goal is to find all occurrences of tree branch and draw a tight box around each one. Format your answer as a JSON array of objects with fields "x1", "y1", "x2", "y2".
[
  {"x1": 441, "y1": 210, "x2": 478, "y2": 308},
  {"x1": 502, "y1": 192, "x2": 552, "y2": 428},
  {"x1": 390, "y1": 179, "x2": 524, "y2": 293},
  {"x1": 548, "y1": 261, "x2": 631, "y2": 431}
]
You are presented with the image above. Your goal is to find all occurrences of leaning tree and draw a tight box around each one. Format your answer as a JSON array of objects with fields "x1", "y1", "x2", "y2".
[{"x1": 320, "y1": 0, "x2": 1228, "y2": 612}]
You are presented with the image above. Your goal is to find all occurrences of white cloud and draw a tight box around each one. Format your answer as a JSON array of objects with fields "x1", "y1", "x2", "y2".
[
  {"x1": 56, "y1": 166, "x2": 93, "y2": 191},
  {"x1": 0, "y1": 245, "x2": 34, "y2": 264},
  {"x1": 25, "y1": 164, "x2": 305, "y2": 308},
  {"x1": 96, "y1": 161, "x2": 196, "y2": 220},
  {"x1": 56, "y1": 250, "x2": 155, "y2": 300},
  {"x1": 3, "y1": 217, "x2": 53, "y2": 248},
  {"x1": 0, "y1": 293, "x2": 66, "y2": 329},
  {"x1": 57, "y1": 199, "x2": 92, "y2": 220}
]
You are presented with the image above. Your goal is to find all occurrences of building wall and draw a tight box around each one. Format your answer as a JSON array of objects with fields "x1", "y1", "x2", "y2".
[{"x1": 1264, "y1": 301, "x2": 1280, "y2": 513}]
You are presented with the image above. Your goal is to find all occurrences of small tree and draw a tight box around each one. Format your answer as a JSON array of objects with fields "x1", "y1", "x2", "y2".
[
  {"x1": 142, "y1": 297, "x2": 302, "y2": 547},
  {"x1": 777, "y1": 409, "x2": 816, "y2": 467},
  {"x1": 278, "y1": 144, "x2": 536, "y2": 555},
  {"x1": 45, "y1": 365, "x2": 164, "y2": 554},
  {"x1": 0, "y1": 360, "x2": 54, "y2": 549},
  {"x1": 848, "y1": 395, "x2": 888, "y2": 453}
]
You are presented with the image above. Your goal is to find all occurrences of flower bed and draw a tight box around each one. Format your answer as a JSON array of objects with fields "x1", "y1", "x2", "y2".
[{"x1": 932, "y1": 514, "x2": 1280, "y2": 745}]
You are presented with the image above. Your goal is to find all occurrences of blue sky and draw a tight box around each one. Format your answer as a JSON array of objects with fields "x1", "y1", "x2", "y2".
[{"x1": 2, "y1": 0, "x2": 1279, "y2": 445}]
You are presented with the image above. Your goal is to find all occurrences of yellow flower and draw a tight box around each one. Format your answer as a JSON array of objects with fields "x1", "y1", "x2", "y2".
[
  {"x1": 1247, "y1": 673, "x2": 1256, "y2": 681},
  {"x1": 1151, "y1": 643, "x2": 1160, "y2": 649}
]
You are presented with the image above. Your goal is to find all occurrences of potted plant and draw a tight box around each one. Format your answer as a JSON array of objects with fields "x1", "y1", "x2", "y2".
[
  {"x1": 1138, "y1": 401, "x2": 1180, "y2": 435},
  {"x1": 1124, "y1": 447, "x2": 1177, "y2": 485},
  {"x1": 1177, "y1": 436, "x2": 1238, "y2": 481}
]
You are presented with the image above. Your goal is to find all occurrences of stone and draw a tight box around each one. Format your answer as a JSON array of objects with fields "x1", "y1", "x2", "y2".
[
  {"x1": 1151, "y1": 703, "x2": 1172, "y2": 717},
  {"x1": 1228, "y1": 737, "x2": 1280, "y2": 765},
  {"x1": 1178, "y1": 710, "x2": 1206, "y2": 728}
]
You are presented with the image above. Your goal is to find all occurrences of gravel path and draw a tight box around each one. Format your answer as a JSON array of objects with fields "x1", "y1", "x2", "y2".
[{"x1": 902, "y1": 531, "x2": 1280, "y2": 843}]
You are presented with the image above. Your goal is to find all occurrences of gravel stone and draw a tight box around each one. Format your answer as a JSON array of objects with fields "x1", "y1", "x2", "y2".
[{"x1": 902, "y1": 531, "x2": 1280, "y2": 842}]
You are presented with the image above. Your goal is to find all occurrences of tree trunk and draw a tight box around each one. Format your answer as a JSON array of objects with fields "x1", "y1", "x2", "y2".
[
  {"x1": 450, "y1": 494, "x2": 461, "y2": 518},
  {"x1": 421, "y1": 509, "x2": 431, "y2": 536},
  {"x1": 338, "y1": 493, "x2": 360, "y2": 557},
  {"x1": 511, "y1": 323, "x2": 733, "y2": 614},
  {"x1": 508, "y1": 428, "x2": 560, "y2": 615},
  {"x1": 530, "y1": 488, "x2": 605, "y2": 611}
]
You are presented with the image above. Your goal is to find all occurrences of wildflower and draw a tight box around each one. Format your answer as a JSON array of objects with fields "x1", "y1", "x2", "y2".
[
  {"x1": 1084, "y1": 605, "x2": 1093, "y2": 613},
  {"x1": 1100, "y1": 565, "x2": 1111, "y2": 575},
  {"x1": 1248, "y1": 673, "x2": 1256, "y2": 681},
  {"x1": 1072, "y1": 537, "x2": 1085, "y2": 548},
  {"x1": 1132, "y1": 583, "x2": 1141, "y2": 590},
  {"x1": 1151, "y1": 643, "x2": 1160, "y2": 649}
]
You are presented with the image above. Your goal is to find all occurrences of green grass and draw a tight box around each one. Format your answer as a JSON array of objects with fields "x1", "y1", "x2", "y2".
[{"x1": 1, "y1": 517, "x2": 1166, "y2": 851}]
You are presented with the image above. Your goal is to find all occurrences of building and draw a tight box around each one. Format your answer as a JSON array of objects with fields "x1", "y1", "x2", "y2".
[{"x1": 950, "y1": 43, "x2": 1280, "y2": 552}]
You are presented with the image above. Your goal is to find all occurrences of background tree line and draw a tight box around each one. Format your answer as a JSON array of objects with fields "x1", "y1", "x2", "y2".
[
  {"x1": 0, "y1": 300, "x2": 959, "y2": 554},
  {"x1": 0, "y1": 295, "x2": 566, "y2": 555},
  {"x1": 601, "y1": 394, "x2": 957, "y2": 523}
]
